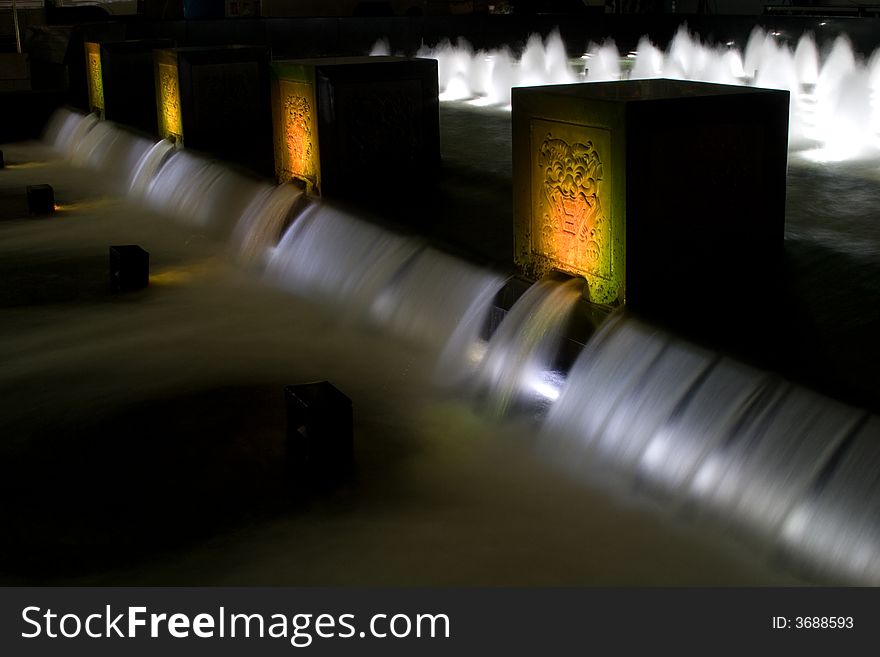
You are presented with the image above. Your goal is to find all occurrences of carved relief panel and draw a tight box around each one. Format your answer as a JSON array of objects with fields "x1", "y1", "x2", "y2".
[
  {"x1": 157, "y1": 61, "x2": 183, "y2": 143},
  {"x1": 85, "y1": 43, "x2": 105, "y2": 114},
  {"x1": 276, "y1": 79, "x2": 320, "y2": 192},
  {"x1": 528, "y1": 118, "x2": 614, "y2": 297}
]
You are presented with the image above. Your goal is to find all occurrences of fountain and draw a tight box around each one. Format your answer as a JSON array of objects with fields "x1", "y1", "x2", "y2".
[
  {"x1": 43, "y1": 108, "x2": 99, "y2": 157},
  {"x1": 385, "y1": 25, "x2": 880, "y2": 162},
  {"x1": 264, "y1": 201, "x2": 422, "y2": 318},
  {"x1": 231, "y1": 182, "x2": 305, "y2": 265},
  {"x1": 33, "y1": 22, "x2": 880, "y2": 584}
]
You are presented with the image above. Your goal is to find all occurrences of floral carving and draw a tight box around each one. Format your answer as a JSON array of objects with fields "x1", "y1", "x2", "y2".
[
  {"x1": 159, "y1": 65, "x2": 182, "y2": 140},
  {"x1": 538, "y1": 134, "x2": 605, "y2": 269},
  {"x1": 284, "y1": 93, "x2": 313, "y2": 176}
]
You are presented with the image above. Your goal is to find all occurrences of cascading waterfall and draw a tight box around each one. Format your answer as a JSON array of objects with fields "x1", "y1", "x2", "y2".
[
  {"x1": 264, "y1": 202, "x2": 422, "y2": 317},
  {"x1": 142, "y1": 149, "x2": 264, "y2": 235},
  {"x1": 68, "y1": 120, "x2": 154, "y2": 191},
  {"x1": 542, "y1": 314, "x2": 879, "y2": 584},
  {"x1": 69, "y1": 120, "x2": 118, "y2": 168},
  {"x1": 231, "y1": 182, "x2": 305, "y2": 265},
  {"x1": 40, "y1": 108, "x2": 300, "y2": 258},
  {"x1": 370, "y1": 247, "x2": 506, "y2": 350},
  {"x1": 129, "y1": 139, "x2": 177, "y2": 198},
  {"x1": 473, "y1": 278, "x2": 581, "y2": 416},
  {"x1": 43, "y1": 110, "x2": 167, "y2": 193},
  {"x1": 43, "y1": 107, "x2": 98, "y2": 155}
]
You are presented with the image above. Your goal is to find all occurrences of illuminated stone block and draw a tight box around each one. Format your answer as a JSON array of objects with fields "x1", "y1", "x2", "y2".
[
  {"x1": 109, "y1": 245, "x2": 149, "y2": 292},
  {"x1": 84, "y1": 39, "x2": 173, "y2": 134},
  {"x1": 26, "y1": 184, "x2": 54, "y2": 216},
  {"x1": 270, "y1": 56, "x2": 439, "y2": 197},
  {"x1": 284, "y1": 382, "x2": 353, "y2": 480},
  {"x1": 154, "y1": 46, "x2": 273, "y2": 175},
  {"x1": 512, "y1": 79, "x2": 788, "y2": 309}
]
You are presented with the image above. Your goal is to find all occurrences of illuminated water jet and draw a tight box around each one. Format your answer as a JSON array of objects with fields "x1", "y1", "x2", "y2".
[{"x1": 383, "y1": 25, "x2": 880, "y2": 160}]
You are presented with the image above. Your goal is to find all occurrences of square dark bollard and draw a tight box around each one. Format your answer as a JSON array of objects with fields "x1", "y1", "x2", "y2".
[
  {"x1": 110, "y1": 245, "x2": 150, "y2": 292},
  {"x1": 26, "y1": 184, "x2": 54, "y2": 216},
  {"x1": 512, "y1": 79, "x2": 788, "y2": 312},
  {"x1": 270, "y1": 56, "x2": 439, "y2": 198},
  {"x1": 154, "y1": 46, "x2": 274, "y2": 176},
  {"x1": 84, "y1": 39, "x2": 173, "y2": 134},
  {"x1": 285, "y1": 382, "x2": 353, "y2": 482}
]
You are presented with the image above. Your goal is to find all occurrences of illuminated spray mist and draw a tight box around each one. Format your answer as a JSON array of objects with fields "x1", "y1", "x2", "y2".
[{"x1": 378, "y1": 26, "x2": 880, "y2": 161}]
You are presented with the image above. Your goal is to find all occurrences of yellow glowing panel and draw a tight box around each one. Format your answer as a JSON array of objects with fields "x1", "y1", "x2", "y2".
[
  {"x1": 156, "y1": 60, "x2": 183, "y2": 143},
  {"x1": 85, "y1": 42, "x2": 105, "y2": 114},
  {"x1": 272, "y1": 78, "x2": 320, "y2": 192},
  {"x1": 525, "y1": 119, "x2": 617, "y2": 303}
]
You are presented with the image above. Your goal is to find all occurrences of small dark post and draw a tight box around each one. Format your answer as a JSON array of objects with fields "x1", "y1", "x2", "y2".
[
  {"x1": 0, "y1": 150, "x2": 5, "y2": 169},
  {"x1": 26, "y1": 184, "x2": 54, "y2": 215},
  {"x1": 109, "y1": 245, "x2": 150, "y2": 292},
  {"x1": 284, "y1": 382, "x2": 353, "y2": 483}
]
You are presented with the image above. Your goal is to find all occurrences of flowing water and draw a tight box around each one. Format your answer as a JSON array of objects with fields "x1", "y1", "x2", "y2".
[
  {"x1": 543, "y1": 314, "x2": 879, "y2": 583},
  {"x1": 31, "y1": 54, "x2": 880, "y2": 586}
]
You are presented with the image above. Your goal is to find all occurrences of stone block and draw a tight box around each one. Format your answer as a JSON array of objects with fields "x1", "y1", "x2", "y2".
[
  {"x1": 154, "y1": 45, "x2": 273, "y2": 175},
  {"x1": 512, "y1": 79, "x2": 789, "y2": 310},
  {"x1": 270, "y1": 56, "x2": 439, "y2": 198},
  {"x1": 109, "y1": 244, "x2": 150, "y2": 292}
]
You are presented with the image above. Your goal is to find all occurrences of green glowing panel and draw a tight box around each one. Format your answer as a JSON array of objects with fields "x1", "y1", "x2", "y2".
[
  {"x1": 154, "y1": 50, "x2": 183, "y2": 143},
  {"x1": 85, "y1": 42, "x2": 105, "y2": 115}
]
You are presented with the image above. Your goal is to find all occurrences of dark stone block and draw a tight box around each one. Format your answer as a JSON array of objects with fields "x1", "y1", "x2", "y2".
[
  {"x1": 153, "y1": 45, "x2": 274, "y2": 176},
  {"x1": 26, "y1": 184, "x2": 55, "y2": 216},
  {"x1": 64, "y1": 22, "x2": 129, "y2": 111},
  {"x1": 0, "y1": 90, "x2": 67, "y2": 143},
  {"x1": 513, "y1": 79, "x2": 789, "y2": 317},
  {"x1": 270, "y1": 56, "x2": 440, "y2": 199},
  {"x1": 84, "y1": 39, "x2": 174, "y2": 135},
  {"x1": 0, "y1": 150, "x2": 4, "y2": 170},
  {"x1": 109, "y1": 245, "x2": 150, "y2": 292},
  {"x1": 284, "y1": 382, "x2": 353, "y2": 481}
]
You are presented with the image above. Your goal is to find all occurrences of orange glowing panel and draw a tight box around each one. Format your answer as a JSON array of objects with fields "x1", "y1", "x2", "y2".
[
  {"x1": 531, "y1": 120, "x2": 612, "y2": 286},
  {"x1": 271, "y1": 64, "x2": 321, "y2": 192},
  {"x1": 514, "y1": 106, "x2": 624, "y2": 306},
  {"x1": 84, "y1": 42, "x2": 105, "y2": 115}
]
